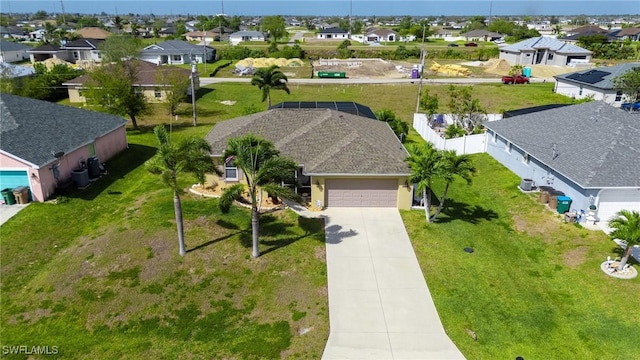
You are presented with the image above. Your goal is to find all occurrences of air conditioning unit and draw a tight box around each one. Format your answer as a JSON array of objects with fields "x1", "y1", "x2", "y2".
[{"x1": 520, "y1": 178, "x2": 533, "y2": 191}]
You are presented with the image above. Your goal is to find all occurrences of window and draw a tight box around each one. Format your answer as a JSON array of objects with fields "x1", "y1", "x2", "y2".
[
  {"x1": 548, "y1": 53, "x2": 554, "y2": 60},
  {"x1": 579, "y1": 86, "x2": 583, "y2": 96},
  {"x1": 523, "y1": 153, "x2": 530, "y2": 165},
  {"x1": 615, "y1": 91, "x2": 623, "y2": 101},
  {"x1": 172, "y1": 55, "x2": 182, "y2": 62},
  {"x1": 154, "y1": 88, "x2": 162, "y2": 98},
  {"x1": 72, "y1": 51, "x2": 79, "y2": 59},
  {"x1": 225, "y1": 163, "x2": 238, "y2": 181}
]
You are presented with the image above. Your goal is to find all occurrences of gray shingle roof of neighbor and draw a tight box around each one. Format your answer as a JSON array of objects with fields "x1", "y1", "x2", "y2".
[
  {"x1": 229, "y1": 30, "x2": 265, "y2": 37},
  {"x1": 0, "y1": 93, "x2": 127, "y2": 168},
  {"x1": 141, "y1": 40, "x2": 213, "y2": 54},
  {"x1": 501, "y1": 36, "x2": 591, "y2": 54},
  {"x1": 484, "y1": 101, "x2": 640, "y2": 188},
  {"x1": 318, "y1": 27, "x2": 348, "y2": 34},
  {"x1": 205, "y1": 108, "x2": 411, "y2": 176},
  {"x1": 0, "y1": 40, "x2": 32, "y2": 52},
  {"x1": 554, "y1": 62, "x2": 640, "y2": 90},
  {"x1": 460, "y1": 29, "x2": 503, "y2": 38}
]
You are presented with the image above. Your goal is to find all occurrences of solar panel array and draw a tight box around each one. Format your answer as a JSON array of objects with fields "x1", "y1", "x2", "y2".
[
  {"x1": 565, "y1": 70, "x2": 611, "y2": 84},
  {"x1": 269, "y1": 101, "x2": 378, "y2": 120}
]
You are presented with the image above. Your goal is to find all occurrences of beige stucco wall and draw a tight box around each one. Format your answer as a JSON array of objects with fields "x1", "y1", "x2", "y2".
[{"x1": 310, "y1": 176, "x2": 412, "y2": 210}]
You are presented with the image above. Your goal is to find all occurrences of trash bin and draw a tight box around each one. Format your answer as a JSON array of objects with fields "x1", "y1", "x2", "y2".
[
  {"x1": 539, "y1": 190, "x2": 549, "y2": 204},
  {"x1": 556, "y1": 196, "x2": 572, "y2": 214},
  {"x1": 12, "y1": 186, "x2": 29, "y2": 204},
  {"x1": 548, "y1": 195, "x2": 558, "y2": 210},
  {"x1": 1, "y1": 188, "x2": 16, "y2": 205}
]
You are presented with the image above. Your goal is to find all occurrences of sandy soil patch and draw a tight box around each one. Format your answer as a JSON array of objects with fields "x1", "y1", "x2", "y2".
[{"x1": 563, "y1": 246, "x2": 588, "y2": 268}]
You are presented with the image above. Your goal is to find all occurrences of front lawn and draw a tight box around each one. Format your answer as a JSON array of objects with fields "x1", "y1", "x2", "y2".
[
  {"x1": 0, "y1": 130, "x2": 329, "y2": 358},
  {"x1": 402, "y1": 154, "x2": 640, "y2": 359}
]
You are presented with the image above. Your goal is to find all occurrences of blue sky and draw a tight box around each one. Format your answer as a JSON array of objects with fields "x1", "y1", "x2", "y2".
[{"x1": 2, "y1": 0, "x2": 639, "y2": 16}]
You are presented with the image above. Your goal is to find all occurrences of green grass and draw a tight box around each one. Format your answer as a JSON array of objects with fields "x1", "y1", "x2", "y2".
[
  {"x1": 401, "y1": 154, "x2": 640, "y2": 359},
  {"x1": 0, "y1": 128, "x2": 328, "y2": 358}
]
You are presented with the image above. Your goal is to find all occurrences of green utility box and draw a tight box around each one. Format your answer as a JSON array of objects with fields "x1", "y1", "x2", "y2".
[{"x1": 556, "y1": 196, "x2": 572, "y2": 214}]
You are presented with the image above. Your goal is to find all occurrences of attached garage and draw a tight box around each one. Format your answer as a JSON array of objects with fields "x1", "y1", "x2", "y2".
[
  {"x1": 0, "y1": 170, "x2": 30, "y2": 192},
  {"x1": 597, "y1": 189, "x2": 640, "y2": 232},
  {"x1": 325, "y1": 178, "x2": 398, "y2": 207}
]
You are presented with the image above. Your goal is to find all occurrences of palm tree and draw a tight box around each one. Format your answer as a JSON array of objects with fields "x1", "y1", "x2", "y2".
[
  {"x1": 218, "y1": 134, "x2": 299, "y2": 258},
  {"x1": 608, "y1": 210, "x2": 640, "y2": 271},
  {"x1": 250, "y1": 65, "x2": 290, "y2": 108},
  {"x1": 146, "y1": 125, "x2": 219, "y2": 256},
  {"x1": 375, "y1": 109, "x2": 409, "y2": 142},
  {"x1": 405, "y1": 142, "x2": 445, "y2": 223},
  {"x1": 432, "y1": 150, "x2": 476, "y2": 219}
]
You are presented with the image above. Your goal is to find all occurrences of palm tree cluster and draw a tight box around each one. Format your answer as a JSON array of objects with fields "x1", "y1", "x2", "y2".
[{"x1": 405, "y1": 142, "x2": 476, "y2": 223}]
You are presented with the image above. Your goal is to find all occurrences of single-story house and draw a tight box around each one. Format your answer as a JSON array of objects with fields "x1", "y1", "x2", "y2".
[
  {"x1": 229, "y1": 30, "x2": 266, "y2": 45},
  {"x1": 74, "y1": 27, "x2": 112, "y2": 39},
  {"x1": 183, "y1": 30, "x2": 231, "y2": 43},
  {"x1": 63, "y1": 38, "x2": 104, "y2": 63},
  {"x1": 460, "y1": 29, "x2": 504, "y2": 41},
  {"x1": 26, "y1": 43, "x2": 72, "y2": 63},
  {"x1": 484, "y1": 101, "x2": 640, "y2": 232},
  {"x1": 28, "y1": 29, "x2": 46, "y2": 41},
  {"x1": 565, "y1": 25, "x2": 608, "y2": 37},
  {"x1": 204, "y1": 105, "x2": 412, "y2": 209},
  {"x1": 611, "y1": 27, "x2": 640, "y2": 41},
  {"x1": 317, "y1": 27, "x2": 348, "y2": 40},
  {"x1": 499, "y1": 36, "x2": 592, "y2": 66},
  {"x1": 63, "y1": 60, "x2": 196, "y2": 104},
  {"x1": 365, "y1": 29, "x2": 398, "y2": 43},
  {"x1": 0, "y1": 40, "x2": 31, "y2": 63},
  {"x1": 0, "y1": 26, "x2": 28, "y2": 40},
  {"x1": 138, "y1": 40, "x2": 215, "y2": 65},
  {"x1": 553, "y1": 62, "x2": 640, "y2": 106},
  {"x1": 0, "y1": 93, "x2": 128, "y2": 202}
]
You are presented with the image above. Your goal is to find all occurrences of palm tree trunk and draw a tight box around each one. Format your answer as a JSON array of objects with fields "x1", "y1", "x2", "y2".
[
  {"x1": 130, "y1": 113, "x2": 139, "y2": 130},
  {"x1": 251, "y1": 206, "x2": 260, "y2": 258},
  {"x1": 423, "y1": 188, "x2": 433, "y2": 224},
  {"x1": 267, "y1": 93, "x2": 271, "y2": 108},
  {"x1": 618, "y1": 246, "x2": 632, "y2": 270},
  {"x1": 174, "y1": 192, "x2": 186, "y2": 256},
  {"x1": 433, "y1": 182, "x2": 451, "y2": 221}
]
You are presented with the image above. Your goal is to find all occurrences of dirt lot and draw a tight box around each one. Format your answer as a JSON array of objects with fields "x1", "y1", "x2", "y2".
[
  {"x1": 462, "y1": 58, "x2": 588, "y2": 78},
  {"x1": 312, "y1": 58, "x2": 420, "y2": 79}
]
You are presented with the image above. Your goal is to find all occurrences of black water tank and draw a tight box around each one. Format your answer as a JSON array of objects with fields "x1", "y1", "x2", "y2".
[{"x1": 87, "y1": 156, "x2": 101, "y2": 178}]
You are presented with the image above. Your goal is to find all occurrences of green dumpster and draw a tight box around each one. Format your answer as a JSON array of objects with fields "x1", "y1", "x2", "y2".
[
  {"x1": 2, "y1": 188, "x2": 16, "y2": 205},
  {"x1": 556, "y1": 196, "x2": 572, "y2": 214},
  {"x1": 317, "y1": 71, "x2": 346, "y2": 78}
]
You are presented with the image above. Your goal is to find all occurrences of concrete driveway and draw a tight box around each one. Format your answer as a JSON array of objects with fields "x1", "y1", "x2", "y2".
[
  {"x1": 0, "y1": 204, "x2": 29, "y2": 226},
  {"x1": 321, "y1": 208, "x2": 464, "y2": 360}
]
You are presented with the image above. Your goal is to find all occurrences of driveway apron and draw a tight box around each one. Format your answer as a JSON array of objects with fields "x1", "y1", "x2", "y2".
[{"x1": 321, "y1": 207, "x2": 465, "y2": 360}]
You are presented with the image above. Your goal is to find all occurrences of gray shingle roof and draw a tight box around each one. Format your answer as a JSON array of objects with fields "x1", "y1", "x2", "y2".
[
  {"x1": 554, "y1": 62, "x2": 640, "y2": 90},
  {"x1": 205, "y1": 108, "x2": 410, "y2": 175},
  {"x1": 140, "y1": 40, "x2": 210, "y2": 55},
  {"x1": 318, "y1": 27, "x2": 348, "y2": 34},
  {"x1": 0, "y1": 93, "x2": 127, "y2": 167},
  {"x1": 501, "y1": 36, "x2": 591, "y2": 54},
  {"x1": 485, "y1": 101, "x2": 640, "y2": 188},
  {"x1": 0, "y1": 40, "x2": 31, "y2": 52},
  {"x1": 229, "y1": 30, "x2": 264, "y2": 37}
]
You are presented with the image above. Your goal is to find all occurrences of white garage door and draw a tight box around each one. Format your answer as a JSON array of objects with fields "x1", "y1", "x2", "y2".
[
  {"x1": 326, "y1": 178, "x2": 397, "y2": 207},
  {"x1": 598, "y1": 189, "x2": 640, "y2": 232}
]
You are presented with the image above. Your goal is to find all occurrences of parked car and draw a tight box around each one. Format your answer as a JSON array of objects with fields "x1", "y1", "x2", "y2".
[
  {"x1": 464, "y1": 42, "x2": 478, "y2": 47},
  {"x1": 447, "y1": 43, "x2": 459, "y2": 47},
  {"x1": 501, "y1": 74, "x2": 530, "y2": 84},
  {"x1": 620, "y1": 102, "x2": 640, "y2": 111}
]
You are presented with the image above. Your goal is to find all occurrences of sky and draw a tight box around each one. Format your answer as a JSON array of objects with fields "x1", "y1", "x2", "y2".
[{"x1": 1, "y1": 0, "x2": 639, "y2": 17}]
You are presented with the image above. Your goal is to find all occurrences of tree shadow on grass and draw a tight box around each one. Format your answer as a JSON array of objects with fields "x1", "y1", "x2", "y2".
[
  {"x1": 434, "y1": 198, "x2": 499, "y2": 224},
  {"x1": 62, "y1": 144, "x2": 156, "y2": 201},
  {"x1": 186, "y1": 218, "x2": 245, "y2": 253},
  {"x1": 248, "y1": 214, "x2": 328, "y2": 257}
]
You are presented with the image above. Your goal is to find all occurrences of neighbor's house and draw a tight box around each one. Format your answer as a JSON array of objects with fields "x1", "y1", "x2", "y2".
[
  {"x1": 229, "y1": 30, "x2": 266, "y2": 45},
  {"x1": 611, "y1": 27, "x2": 640, "y2": 41},
  {"x1": 63, "y1": 60, "x2": 196, "y2": 103},
  {"x1": 184, "y1": 30, "x2": 218, "y2": 43},
  {"x1": 459, "y1": 29, "x2": 504, "y2": 41},
  {"x1": 204, "y1": 102, "x2": 413, "y2": 209},
  {"x1": 26, "y1": 38, "x2": 104, "y2": 64},
  {"x1": 74, "y1": 27, "x2": 112, "y2": 39},
  {"x1": 0, "y1": 40, "x2": 31, "y2": 63},
  {"x1": 365, "y1": 29, "x2": 399, "y2": 43},
  {"x1": 138, "y1": 40, "x2": 215, "y2": 65},
  {"x1": 317, "y1": 27, "x2": 348, "y2": 40},
  {"x1": 0, "y1": 26, "x2": 28, "y2": 40},
  {"x1": 484, "y1": 101, "x2": 640, "y2": 232},
  {"x1": 0, "y1": 93, "x2": 128, "y2": 202},
  {"x1": 499, "y1": 36, "x2": 591, "y2": 66},
  {"x1": 29, "y1": 29, "x2": 46, "y2": 41},
  {"x1": 553, "y1": 62, "x2": 640, "y2": 106},
  {"x1": 564, "y1": 25, "x2": 608, "y2": 37}
]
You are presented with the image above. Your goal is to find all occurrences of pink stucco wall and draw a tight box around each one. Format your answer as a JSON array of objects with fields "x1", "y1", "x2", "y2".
[{"x1": 0, "y1": 125, "x2": 128, "y2": 202}]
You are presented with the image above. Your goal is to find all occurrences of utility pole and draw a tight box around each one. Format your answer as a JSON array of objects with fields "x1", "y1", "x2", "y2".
[
  {"x1": 415, "y1": 24, "x2": 428, "y2": 113},
  {"x1": 348, "y1": 0, "x2": 352, "y2": 39},
  {"x1": 203, "y1": 25, "x2": 207, "y2": 74},
  {"x1": 190, "y1": 51, "x2": 197, "y2": 126},
  {"x1": 60, "y1": 0, "x2": 66, "y2": 24}
]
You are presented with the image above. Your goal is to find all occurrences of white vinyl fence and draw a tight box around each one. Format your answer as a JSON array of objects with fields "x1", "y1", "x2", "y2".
[{"x1": 412, "y1": 113, "x2": 502, "y2": 155}]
